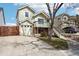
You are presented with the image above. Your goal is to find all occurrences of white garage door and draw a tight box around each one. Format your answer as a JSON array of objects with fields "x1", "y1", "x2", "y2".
[{"x1": 23, "y1": 25, "x2": 32, "y2": 36}]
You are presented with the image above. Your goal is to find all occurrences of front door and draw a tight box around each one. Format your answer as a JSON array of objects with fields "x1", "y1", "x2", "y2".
[
  {"x1": 38, "y1": 28, "x2": 43, "y2": 33},
  {"x1": 38, "y1": 28, "x2": 48, "y2": 34}
]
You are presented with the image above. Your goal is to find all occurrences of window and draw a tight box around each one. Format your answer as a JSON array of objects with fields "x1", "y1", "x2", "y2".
[
  {"x1": 64, "y1": 17, "x2": 66, "y2": 20},
  {"x1": 27, "y1": 25, "x2": 29, "y2": 27},
  {"x1": 58, "y1": 18, "x2": 60, "y2": 20},
  {"x1": 38, "y1": 18, "x2": 44, "y2": 24},
  {"x1": 30, "y1": 26, "x2": 32, "y2": 27},
  {"x1": 24, "y1": 25, "x2": 26, "y2": 27},
  {"x1": 47, "y1": 20, "x2": 49, "y2": 22},
  {"x1": 21, "y1": 25, "x2": 23, "y2": 27},
  {"x1": 63, "y1": 16, "x2": 68, "y2": 21},
  {"x1": 25, "y1": 12, "x2": 29, "y2": 17}
]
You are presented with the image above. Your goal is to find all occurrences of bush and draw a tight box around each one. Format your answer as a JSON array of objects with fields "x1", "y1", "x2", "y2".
[
  {"x1": 39, "y1": 37, "x2": 69, "y2": 50},
  {"x1": 40, "y1": 32, "x2": 48, "y2": 37}
]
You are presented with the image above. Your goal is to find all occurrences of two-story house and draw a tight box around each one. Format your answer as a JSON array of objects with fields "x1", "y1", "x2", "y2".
[
  {"x1": 16, "y1": 5, "x2": 78, "y2": 36},
  {"x1": 16, "y1": 5, "x2": 50, "y2": 36}
]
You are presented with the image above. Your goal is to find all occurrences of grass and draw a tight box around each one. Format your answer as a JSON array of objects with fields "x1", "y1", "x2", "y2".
[{"x1": 39, "y1": 37, "x2": 69, "y2": 50}]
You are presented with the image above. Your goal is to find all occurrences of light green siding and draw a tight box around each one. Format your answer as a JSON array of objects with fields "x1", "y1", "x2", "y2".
[
  {"x1": 18, "y1": 8, "x2": 34, "y2": 22},
  {"x1": 33, "y1": 14, "x2": 50, "y2": 28},
  {"x1": 18, "y1": 7, "x2": 34, "y2": 36}
]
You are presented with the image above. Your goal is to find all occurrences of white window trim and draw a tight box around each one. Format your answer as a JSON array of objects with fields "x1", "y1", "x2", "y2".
[
  {"x1": 38, "y1": 18, "x2": 44, "y2": 24},
  {"x1": 25, "y1": 12, "x2": 29, "y2": 17}
]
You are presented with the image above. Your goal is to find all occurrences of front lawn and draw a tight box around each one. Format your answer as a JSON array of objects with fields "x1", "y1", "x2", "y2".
[{"x1": 39, "y1": 37, "x2": 69, "y2": 50}]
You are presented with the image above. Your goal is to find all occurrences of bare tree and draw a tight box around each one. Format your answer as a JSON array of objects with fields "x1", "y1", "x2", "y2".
[{"x1": 46, "y1": 3, "x2": 63, "y2": 40}]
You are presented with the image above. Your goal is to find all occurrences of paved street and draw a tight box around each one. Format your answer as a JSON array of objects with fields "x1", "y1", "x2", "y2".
[{"x1": 0, "y1": 36, "x2": 78, "y2": 56}]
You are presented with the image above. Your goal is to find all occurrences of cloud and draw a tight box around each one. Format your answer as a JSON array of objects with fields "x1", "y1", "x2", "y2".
[
  {"x1": 62, "y1": 3, "x2": 73, "y2": 9},
  {"x1": 13, "y1": 3, "x2": 18, "y2": 6},
  {"x1": 63, "y1": 3, "x2": 79, "y2": 9},
  {"x1": 13, "y1": 3, "x2": 53, "y2": 14},
  {"x1": 28, "y1": 3, "x2": 54, "y2": 14},
  {"x1": 5, "y1": 23, "x2": 16, "y2": 26},
  {"x1": 75, "y1": 8, "x2": 79, "y2": 15},
  {"x1": 28, "y1": 3, "x2": 48, "y2": 13},
  {"x1": 13, "y1": 3, "x2": 26, "y2": 6},
  {"x1": 62, "y1": 3, "x2": 79, "y2": 15}
]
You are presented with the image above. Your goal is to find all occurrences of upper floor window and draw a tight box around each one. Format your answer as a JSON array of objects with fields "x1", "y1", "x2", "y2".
[
  {"x1": 25, "y1": 12, "x2": 29, "y2": 17},
  {"x1": 64, "y1": 17, "x2": 66, "y2": 20},
  {"x1": 63, "y1": 16, "x2": 68, "y2": 21},
  {"x1": 21, "y1": 25, "x2": 23, "y2": 27},
  {"x1": 38, "y1": 18, "x2": 44, "y2": 24},
  {"x1": 58, "y1": 18, "x2": 61, "y2": 20}
]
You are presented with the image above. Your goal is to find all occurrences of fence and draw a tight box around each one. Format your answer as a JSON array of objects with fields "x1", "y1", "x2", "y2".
[{"x1": 0, "y1": 26, "x2": 19, "y2": 36}]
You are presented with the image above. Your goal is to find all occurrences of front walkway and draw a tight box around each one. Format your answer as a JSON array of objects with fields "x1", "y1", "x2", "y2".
[{"x1": 0, "y1": 36, "x2": 79, "y2": 56}]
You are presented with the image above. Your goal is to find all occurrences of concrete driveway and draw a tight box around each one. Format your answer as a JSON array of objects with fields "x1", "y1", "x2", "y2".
[{"x1": 0, "y1": 36, "x2": 78, "y2": 56}]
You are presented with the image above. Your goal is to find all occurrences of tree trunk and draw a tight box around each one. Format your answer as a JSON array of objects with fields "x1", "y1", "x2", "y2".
[
  {"x1": 46, "y1": 3, "x2": 63, "y2": 40},
  {"x1": 46, "y1": 3, "x2": 53, "y2": 40}
]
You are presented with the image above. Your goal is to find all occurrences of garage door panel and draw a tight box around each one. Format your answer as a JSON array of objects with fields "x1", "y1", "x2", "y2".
[{"x1": 23, "y1": 25, "x2": 32, "y2": 36}]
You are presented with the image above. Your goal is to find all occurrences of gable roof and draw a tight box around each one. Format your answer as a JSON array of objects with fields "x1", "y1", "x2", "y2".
[
  {"x1": 18, "y1": 5, "x2": 35, "y2": 13},
  {"x1": 55, "y1": 13, "x2": 70, "y2": 18},
  {"x1": 16, "y1": 5, "x2": 35, "y2": 24},
  {"x1": 18, "y1": 19, "x2": 33, "y2": 25},
  {"x1": 16, "y1": 5, "x2": 35, "y2": 18},
  {"x1": 32, "y1": 11, "x2": 49, "y2": 19}
]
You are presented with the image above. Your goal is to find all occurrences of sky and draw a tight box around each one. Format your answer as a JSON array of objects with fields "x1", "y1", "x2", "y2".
[
  {"x1": 0, "y1": 3, "x2": 79, "y2": 25},
  {"x1": 0, "y1": 3, "x2": 19, "y2": 25}
]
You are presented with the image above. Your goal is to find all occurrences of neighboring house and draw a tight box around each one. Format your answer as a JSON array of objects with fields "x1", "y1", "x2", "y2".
[
  {"x1": 54, "y1": 13, "x2": 77, "y2": 33},
  {"x1": 16, "y1": 5, "x2": 50, "y2": 36},
  {"x1": 0, "y1": 8, "x2": 5, "y2": 26}
]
